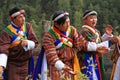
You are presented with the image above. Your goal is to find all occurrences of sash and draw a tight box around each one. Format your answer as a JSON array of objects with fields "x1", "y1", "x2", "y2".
[
  {"x1": 33, "y1": 47, "x2": 45, "y2": 80},
  {"x1": 4, "y1": 22, "x2": 27, "y2": 48},
  {"x1": 82, "y1": 25, "x2": 101, "y2": 43},
  {"x1": 49, "y1": 26, "x2": 73, "y2": 49}
]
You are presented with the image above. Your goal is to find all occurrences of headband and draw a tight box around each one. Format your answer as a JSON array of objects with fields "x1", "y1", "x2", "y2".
[
  {"x1": 10, "y1": 9, "x2": 25, "y2": 18},
  {"x1": 83, "y1": 11, "x2": 97, "y2": 19},
  {"x1": 54, "y1": 12, "x2": 69, "y2": 21}
]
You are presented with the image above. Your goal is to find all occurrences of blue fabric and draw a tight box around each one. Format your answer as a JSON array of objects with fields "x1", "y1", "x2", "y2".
[
  {"x1": 109, "y1": 40, "x2": 113, "y2": 47},
  {"x1": 11, "y1": 34, "x2": 17, "y2": 42},
  {"x1": 82, "y1": 53, "x2": 100, "y2": 80},
  {"x1": 54, "y1": 39, "x2": 61, "y2": 46},
  {"x1": 33, "y1": 47, "x2": 44, "y2": 80},
  {"x1": 11, "y1": 23, "x2": 20, "y2": 30},
  {"x1": 28, "y1": 56, "x2": 34, "y2": 75}
]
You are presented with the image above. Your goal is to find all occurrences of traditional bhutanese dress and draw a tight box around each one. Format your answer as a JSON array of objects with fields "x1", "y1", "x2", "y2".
[
  {"x1": 110, "y1": 37, "x2": 120, "y2": 80},
  {"x1": 0, "y1": 22, "x2": 38, "y2": 80},
  {"x1": 33, "y1": 26, "x2": 88, "y2": 80},
  {"x1": 78, "y1": 25, "x2": 108, "y2": 80}
]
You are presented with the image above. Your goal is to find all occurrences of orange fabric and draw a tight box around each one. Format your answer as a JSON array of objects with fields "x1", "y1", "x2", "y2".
[
  {"x1": 110, "y1": 63, "x2": 116, "y2": 80},
  {"x1": 74, "y1": 53, "x2": 80, "y2": 80},
  {"x1": 10, "y1": 40, "x2": 21, "y2": 48}
]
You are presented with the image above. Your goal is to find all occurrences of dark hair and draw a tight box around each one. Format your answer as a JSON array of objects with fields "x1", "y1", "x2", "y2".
[
  {"x1": 52, "y1": 10, "x2": 69, "y2": 25},
  {"x1": 9, "y1": 7, "x2": 21, "y2": 16},
  {"x1": 106, "y1": 24, "x2": 113, "y2": 29}
]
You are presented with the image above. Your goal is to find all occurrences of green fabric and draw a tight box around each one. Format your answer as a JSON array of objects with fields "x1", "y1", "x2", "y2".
[
  {"x1": 4, "y1": 27, "x2": 14, "y2": 36},
  {"x1": 49, "y1": 27, "x2": 66, "y2": 50},
  {"x1": 81, "y1": 27, "x2": 95, "y2": 41},
  {"x1": 23, "y1": 22, "x2": 27, "y2": 38},
  {"x1": 49, "y1": 26, "x2": 72, "y2": 50},
  {"x1": 4, "y1": 22, "x2": 27, "y2": 39},
  {"x1": 100, "y1": 56, "x2": 106, "y2": 80}
]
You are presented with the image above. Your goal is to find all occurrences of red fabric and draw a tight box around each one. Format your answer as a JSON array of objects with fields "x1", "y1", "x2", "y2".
[{"x1": 96, "y1": 54, "x2": 102, "y2": 80}]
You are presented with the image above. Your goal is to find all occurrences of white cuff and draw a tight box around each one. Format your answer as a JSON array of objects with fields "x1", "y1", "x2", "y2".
[
  {"x1": 0, "y1": 53, "x2": 7, "y2": 68},
  {"x1": 87, "y1": 42, "x2": 97, "y2": 51},
  {"x1": 97, "y1": 41, "x2": 110, "y2": 51},
  {"x1": 23, "y1": 40, "x2": 35, "y2": 51},
  {"x1": 97, "y1": 41, "x2": 109, "y2": 48},
  {"x1": 55, "y1": 60, "x2": 65, "y2": 71}
]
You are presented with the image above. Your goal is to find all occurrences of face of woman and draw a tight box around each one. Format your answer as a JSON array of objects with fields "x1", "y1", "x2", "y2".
[
  {"x1": 84, "y1": 15, "x2": 97, "y2": 28},
  {"x1": 13, "y1": 14, "x2": 25, "y2": 27},
  {"x1": 56, "y1": 18, "x2": 70, "y2": 32},
  {"x1": 105, "y1": 27, "x2": 112, "y2": 35}
]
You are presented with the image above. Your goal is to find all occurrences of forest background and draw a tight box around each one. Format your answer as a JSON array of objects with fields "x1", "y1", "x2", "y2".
[
  {"x1": 0, "y1": 0, "x2": 120, "y2": 79},
  {"x1": 0, "y1": 0, "x2": 120, "y2": 42}
]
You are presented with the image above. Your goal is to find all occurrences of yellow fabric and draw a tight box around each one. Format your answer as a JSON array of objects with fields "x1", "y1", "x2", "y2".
[
  {"x1": 10, "y1": 40, "x2": 21, "y2": 48},
  {"x1": 110, "y1": 63, "x2": 116, "y2": 80},
  {"x1": 7, "y1": 24, "x2": 27, "y2": 48},
  {"x1": 51, "y1": 26, "x2": 73, "y2": 48},
  {"x1": 7, "y1": 25, "x2": 27, "y2": 40},
  {"x1": 74, "y1": 53, "x2": 80, "y2": 80}
]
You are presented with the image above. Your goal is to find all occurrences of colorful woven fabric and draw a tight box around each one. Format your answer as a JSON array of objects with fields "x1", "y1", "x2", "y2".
[{"x1": 79, "y1": 25, "x2": 105, "y2": 80}]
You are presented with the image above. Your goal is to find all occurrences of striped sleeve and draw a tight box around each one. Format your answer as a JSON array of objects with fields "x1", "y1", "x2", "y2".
[{"x1": 42, "y1": 32, "x2": 59, "y2": 64}]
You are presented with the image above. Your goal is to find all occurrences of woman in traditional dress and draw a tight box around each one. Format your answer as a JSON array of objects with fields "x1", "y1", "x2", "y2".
[{"x1": 78, "y1": 10, "x2": 118, "y2": 80}]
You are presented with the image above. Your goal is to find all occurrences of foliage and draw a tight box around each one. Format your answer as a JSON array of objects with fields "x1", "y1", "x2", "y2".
[
  {"x1": 25, "y1": 70, "x2": 89, "y2": 80},
  {"x1": 0, "y1": 0, "x2": 120, "y2": 42}
]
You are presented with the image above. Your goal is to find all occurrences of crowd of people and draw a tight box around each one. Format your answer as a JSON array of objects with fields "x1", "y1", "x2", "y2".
[{"x1": 0, "y1": 7, "x2": 120, "y2": 80}]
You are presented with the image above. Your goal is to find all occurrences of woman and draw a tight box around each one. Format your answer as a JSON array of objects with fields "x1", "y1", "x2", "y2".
[{"x1": 78, "y1": 10, "x2": 116, "y2": 80}]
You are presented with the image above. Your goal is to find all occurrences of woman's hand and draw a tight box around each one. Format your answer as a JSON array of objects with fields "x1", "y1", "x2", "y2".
[
  {"x1": 110, "y1": 36, "x2": 118, "y2": 44},
  {"x1": 97, "y1": 46, "x2": 109, "y2": 54},
  {"x1": 62, "y1": 65, "x2": 77, "y2": 75},
  {"x1": 21, "y1": 40, "x2": 28, "y2": 47}
]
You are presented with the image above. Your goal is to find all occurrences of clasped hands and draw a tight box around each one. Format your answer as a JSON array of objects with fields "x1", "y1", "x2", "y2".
[
  {"x1": 110, "y1": 36, "x2": 120, "y2": 44},
  {"x1": 97, "y1": 36, "x2": 119, "y2": 54}
]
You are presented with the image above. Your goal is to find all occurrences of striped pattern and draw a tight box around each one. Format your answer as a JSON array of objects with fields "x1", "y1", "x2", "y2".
[{"x1": 0, "y1": 22, "x2": 38, "y2": 80}]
